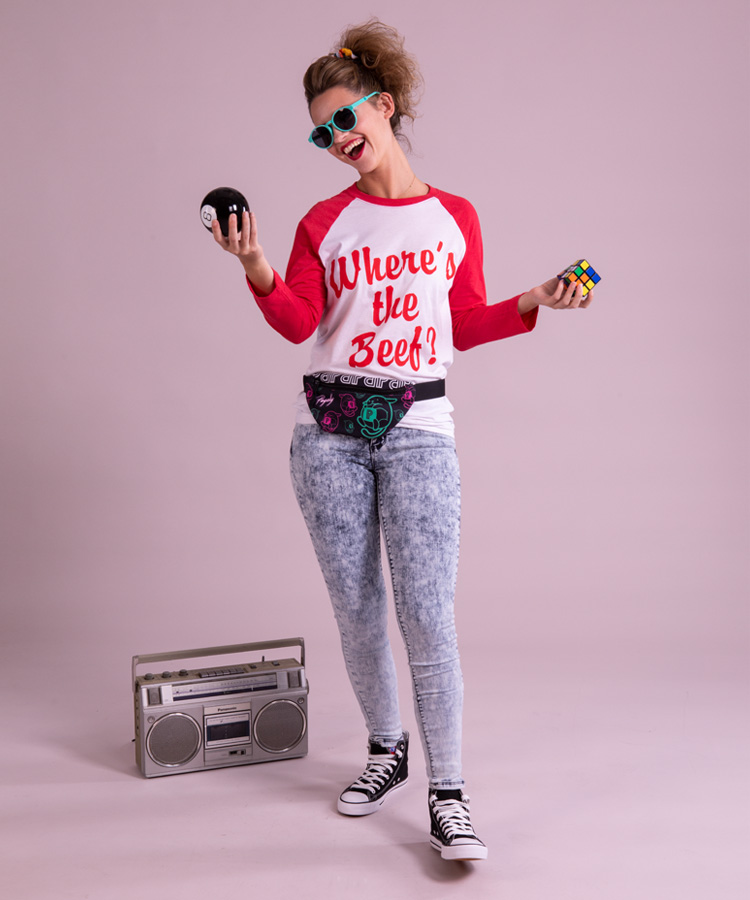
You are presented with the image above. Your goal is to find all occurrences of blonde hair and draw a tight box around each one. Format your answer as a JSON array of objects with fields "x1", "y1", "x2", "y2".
[{"x1": 303, "y1": 19, "x2": 423, "y2": 140}]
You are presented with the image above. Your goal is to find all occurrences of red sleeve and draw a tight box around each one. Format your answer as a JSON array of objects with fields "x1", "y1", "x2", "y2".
[
  {"x1": 436, "y1": 192, "x2": 538, "y2": 351},
  {"x1": 246, "y1": 190, "x2": 356, "y2": 344},
  {"x1": 246, "y1": 218, "x2": 326, "y2": 344}
]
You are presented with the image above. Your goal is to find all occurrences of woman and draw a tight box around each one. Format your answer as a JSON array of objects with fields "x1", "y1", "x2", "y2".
[{"x1": 212, "y1": 20, "x2": 593, "y2": 861}]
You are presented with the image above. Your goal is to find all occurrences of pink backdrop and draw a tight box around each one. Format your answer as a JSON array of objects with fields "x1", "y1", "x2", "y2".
[
  {"x1": 0, "y1": 0, "x2": 750, "y2": 900},
  {"x1": 0, "y1": 1, "x2": 747, "y2": 894},
  {"x1": 2, "y1": 0, "x2": 746, "y2": 669}
]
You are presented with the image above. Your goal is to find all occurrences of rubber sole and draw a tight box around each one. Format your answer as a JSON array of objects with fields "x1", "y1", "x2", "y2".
[
  {"x1": 337, "y1": 777, "x2": 408, "y2": 816},
  {"x1": 430, "y1": 835, "x2": 488, "y2": 861}
]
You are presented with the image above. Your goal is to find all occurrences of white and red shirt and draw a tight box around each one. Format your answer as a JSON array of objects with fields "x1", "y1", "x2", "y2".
[{"x1": 248, "y1": 183, "x2": 537, "y2": 436}]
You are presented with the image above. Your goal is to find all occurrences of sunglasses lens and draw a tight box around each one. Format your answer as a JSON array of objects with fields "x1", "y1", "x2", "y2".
[
  {"x1": 332, "y1": 107, "x2": 357, "y2": 132},
  {"x1": 310, "y1": 127, "x2": 332, "y2": 149}
]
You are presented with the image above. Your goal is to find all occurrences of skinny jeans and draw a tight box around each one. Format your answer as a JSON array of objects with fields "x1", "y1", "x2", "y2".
[{"x1": 290, "y1": 422, "x2": 464, "y2": 789}]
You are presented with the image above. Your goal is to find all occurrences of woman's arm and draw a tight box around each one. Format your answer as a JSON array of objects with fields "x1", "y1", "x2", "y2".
[
  {"x1": 213, "y1": 210, "x2": 326, "y2": 344},
  {"x1": 212, "y1": 209, "x2": 275, "y2": 294}
]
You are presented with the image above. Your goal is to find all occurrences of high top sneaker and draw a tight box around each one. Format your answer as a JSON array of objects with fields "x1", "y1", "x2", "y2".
[
  {"x1": 429, "y1": 789, "x2": 488, "y2": 860},
  {"x1": 337, "y1": 732, "x2": 409, "y2": 816}
]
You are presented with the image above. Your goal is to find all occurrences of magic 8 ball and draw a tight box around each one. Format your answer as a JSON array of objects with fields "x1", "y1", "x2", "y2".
[{"x1": 200, "y1": 187, "x2": 250, "y2": 237}]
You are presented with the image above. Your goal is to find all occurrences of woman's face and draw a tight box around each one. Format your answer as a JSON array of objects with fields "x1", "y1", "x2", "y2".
[{"x1": 309, "y1": 87, "x2": 395, "y2": 173}]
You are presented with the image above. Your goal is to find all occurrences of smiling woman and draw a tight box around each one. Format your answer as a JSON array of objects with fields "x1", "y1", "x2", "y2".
[
  {"x1": 209, "y1": 16, "x2": 596, "y2": 864},
  {"x1": 302, "y1": 21, "x2": 426, "y2": 200}
]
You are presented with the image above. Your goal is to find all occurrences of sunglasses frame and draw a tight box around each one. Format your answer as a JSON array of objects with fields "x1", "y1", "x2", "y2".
[{"x1": 308, "y1": 92, "x2": 381, "y2": 149}]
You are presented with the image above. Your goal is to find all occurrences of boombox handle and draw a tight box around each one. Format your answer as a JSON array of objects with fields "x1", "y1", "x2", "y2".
[{"x1": 132, "y1": 637, "x2": 305, "y2": 692}]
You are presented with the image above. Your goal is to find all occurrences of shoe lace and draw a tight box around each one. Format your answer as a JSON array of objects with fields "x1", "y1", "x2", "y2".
[
  {"x1": 349, "y1": 752, "x2": 400, "y2": 794},
  {"x1": 431, "y1": 796, "x2": 476, "y2": 839}
]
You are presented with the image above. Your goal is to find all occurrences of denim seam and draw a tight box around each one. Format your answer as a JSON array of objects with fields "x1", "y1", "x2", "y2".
[
  {"x1": 291, "y1": 428, "x2": 384, "y2": 735},
  {"x1": 376, "y1": 469, "x2": 438, "y2": 780}
]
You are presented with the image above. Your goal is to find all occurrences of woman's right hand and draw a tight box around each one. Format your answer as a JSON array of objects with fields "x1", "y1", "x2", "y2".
[
  {"x1": 212, "y1": 210, "x2": 275, "y2": 295},
  {"x1": 518, "y1": 276, "x2": 594, "y2": 315}
]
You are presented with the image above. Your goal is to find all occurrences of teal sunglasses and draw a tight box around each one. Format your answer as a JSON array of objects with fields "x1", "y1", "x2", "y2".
[{"x1": 308, "y1": 92, "x2": 380, "y2": 149}]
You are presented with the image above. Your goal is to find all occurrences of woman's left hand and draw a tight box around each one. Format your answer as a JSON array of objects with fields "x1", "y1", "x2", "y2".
[{"x1": 518, "y1": 277, "x2": 595, "y2": 314}]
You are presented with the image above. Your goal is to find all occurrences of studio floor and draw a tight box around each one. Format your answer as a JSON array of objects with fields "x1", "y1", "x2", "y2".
[{"x1": 2, "y1": 642, "x2": 748, "y2": 900}]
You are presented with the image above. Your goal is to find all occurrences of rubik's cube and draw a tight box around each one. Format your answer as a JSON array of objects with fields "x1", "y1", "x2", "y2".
[{"x1": 558, "y1": 259, "x2": 601, "y2": 297}]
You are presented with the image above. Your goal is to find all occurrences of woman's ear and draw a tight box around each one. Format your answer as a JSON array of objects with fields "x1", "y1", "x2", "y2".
[{"x1": 377, "y1": 92, "x2": 396, "y2": 119}]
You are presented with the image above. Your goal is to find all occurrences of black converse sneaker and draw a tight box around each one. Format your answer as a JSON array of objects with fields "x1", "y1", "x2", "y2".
[
  {"x1": 429, "y1": 789, "x2": 488, "y2": 860},
  {"x1": 337, "y1": 732, "x2": 409, "y2": 816}
]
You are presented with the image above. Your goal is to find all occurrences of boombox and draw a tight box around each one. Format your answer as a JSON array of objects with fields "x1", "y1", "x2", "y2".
[{"x1": 132, "y1": 638, "x2": 308, "y2": 778}]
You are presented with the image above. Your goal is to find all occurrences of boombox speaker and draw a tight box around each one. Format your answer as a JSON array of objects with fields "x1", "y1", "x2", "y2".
[{"x1": 132, "y1": 637, "x2": 308, "y2": 777}]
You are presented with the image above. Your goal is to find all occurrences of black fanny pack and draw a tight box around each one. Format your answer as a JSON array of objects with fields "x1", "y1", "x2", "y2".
[{"x1": 303, "y1": 373, "x2": 445, "y2": 440}]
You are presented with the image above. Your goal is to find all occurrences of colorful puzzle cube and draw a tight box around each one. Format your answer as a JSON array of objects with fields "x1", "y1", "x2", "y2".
[{"x1": 557, "y1": 259, "x2": 601, "y2": 297}]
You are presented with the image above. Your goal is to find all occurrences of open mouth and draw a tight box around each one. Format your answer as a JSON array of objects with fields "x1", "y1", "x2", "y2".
[{"x1": 342, "y1": 138, "x2": 365, "y2": 161}]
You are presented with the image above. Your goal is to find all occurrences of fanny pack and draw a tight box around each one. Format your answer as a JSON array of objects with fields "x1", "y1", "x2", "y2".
[{"x1": 303, "y1": 373, "x2": 446, "y2": 440}]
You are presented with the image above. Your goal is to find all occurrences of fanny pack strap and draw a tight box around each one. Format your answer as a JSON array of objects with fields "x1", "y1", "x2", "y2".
[
  {"x1": 307, "y1": 374, "x2": 445, "y2": 401},
  {"x1": 413, "y1": 379, "x2": 446, "y2": 401}
]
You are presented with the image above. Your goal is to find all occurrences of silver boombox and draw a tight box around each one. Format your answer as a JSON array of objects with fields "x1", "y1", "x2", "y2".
[{"x1": 133, "y1": 638, "x2": 308, "y2": 777}]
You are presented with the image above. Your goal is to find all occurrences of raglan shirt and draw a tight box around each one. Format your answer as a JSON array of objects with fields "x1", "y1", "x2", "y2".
[{"x1": 248, "y1": 183, "x2": 538, "y2": 437}]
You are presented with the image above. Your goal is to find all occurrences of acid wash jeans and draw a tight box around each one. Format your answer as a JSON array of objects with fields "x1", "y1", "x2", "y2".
[{"x1": 290, "y1": 422, "x2": 464, "y2": 789}]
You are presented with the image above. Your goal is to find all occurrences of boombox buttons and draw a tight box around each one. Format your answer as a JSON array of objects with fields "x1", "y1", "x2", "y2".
[{"x1": 133, "y1": 639, "x2": 308, "y2": 778}]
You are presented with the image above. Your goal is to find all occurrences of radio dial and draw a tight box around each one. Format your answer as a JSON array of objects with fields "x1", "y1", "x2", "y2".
[
  {"x1": 162, "y1": 671, "x2": 172, "y2": 678},
  {"x1": 179, "y1": 669, "x2": 189, "y2": 677},
  {"x1": 144, "y1": 673, "x2": 155, "y2": 680}
]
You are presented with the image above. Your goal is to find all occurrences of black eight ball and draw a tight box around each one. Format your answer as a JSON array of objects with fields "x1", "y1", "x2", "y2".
[{"x1": 200, "y1": 187, "x2": 250, "y2": 237}]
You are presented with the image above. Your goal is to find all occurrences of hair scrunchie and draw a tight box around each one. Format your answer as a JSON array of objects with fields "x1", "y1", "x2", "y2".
[{"x1": 336, "y1": 47, "x2": 358, "y2": 59}]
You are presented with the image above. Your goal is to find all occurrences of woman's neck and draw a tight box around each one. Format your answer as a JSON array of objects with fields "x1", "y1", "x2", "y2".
[{"x1": 356, "y1": 142, "x2": 428, "y2": 200}]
